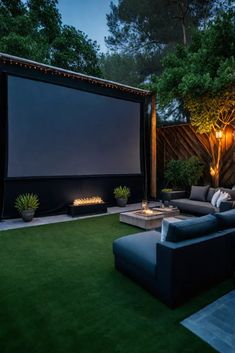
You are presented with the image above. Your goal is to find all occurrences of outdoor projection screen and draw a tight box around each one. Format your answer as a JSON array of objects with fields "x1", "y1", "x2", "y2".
[{"x1": 7, "y1": 76, "x2": 141, "y2": 177}]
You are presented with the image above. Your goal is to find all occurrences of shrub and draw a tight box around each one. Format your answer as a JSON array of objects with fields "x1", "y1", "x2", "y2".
[{"x1": 164, "y1": 156, "x2": 203, "y2": 190}]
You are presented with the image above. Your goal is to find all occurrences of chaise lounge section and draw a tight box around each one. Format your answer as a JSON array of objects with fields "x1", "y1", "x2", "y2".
[{"x1": 113, "y1": 209, "x2": 235, "y2": 308}]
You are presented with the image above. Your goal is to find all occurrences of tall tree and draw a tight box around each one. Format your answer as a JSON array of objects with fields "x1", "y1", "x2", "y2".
[
  {"x1": 104, "y1": 0, "x2": 232, "y2": 85},
  {"x1": 0, "y1": 0, "x2": 40, "y2": 59},
  {"x1": 106, "y1": 0, "x2": 215, "y2": 52},
  {"x1": 155, "y1": 11, "x2": 235, "y2": 187},
  {"x1": 50, "y1": 26, "x2": 101, "y2": 76},
  {"x1": 100, "y1": 51, "x2": 164, "y2": 86},
  {"x1": 0, "y1": 0, "x2": 101, "y2": 76},
  {"x1": 27, "y1": 0, "x2": 62, "y2": 44}
]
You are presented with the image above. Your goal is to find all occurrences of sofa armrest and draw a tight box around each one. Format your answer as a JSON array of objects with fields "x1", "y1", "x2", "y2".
[
  {"x1": 156, "y1": 233, "x2": 233, "y2": 308},
  {"x1": 219, "y1": 200, "x2": 234, "y2": 212}
]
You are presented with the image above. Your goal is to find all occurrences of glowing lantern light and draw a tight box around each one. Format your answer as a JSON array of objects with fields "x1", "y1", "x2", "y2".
[{"x1": 215, "y1": 130, "x2": 223, "y2": 139}]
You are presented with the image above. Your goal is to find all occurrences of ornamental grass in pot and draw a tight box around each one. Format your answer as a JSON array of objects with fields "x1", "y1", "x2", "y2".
[
  {"x1": 15, "y1": 193, "x2": 40, "y2": 222},
  {"x1": 113, "y1": 186, "x2": 130, "y2": 207}
]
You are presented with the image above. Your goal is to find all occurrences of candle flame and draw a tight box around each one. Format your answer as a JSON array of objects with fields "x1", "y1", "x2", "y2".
[{"x1": 143, "y1": 209, "x2": 154, "y2": 215}]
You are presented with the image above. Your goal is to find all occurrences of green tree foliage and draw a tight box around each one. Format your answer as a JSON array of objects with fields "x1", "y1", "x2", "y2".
[
  {"x1": 0, "y1": 0, "x2": 40, "y2": 59},
  {"x1": 100, "y1": 51, "x2": 164, "y2": 86},
  {"x1": 106, "y1": 0, "x2": 215, "y2": 52},
  {"x1": 100, "y1": 53, "x2": 141, "y2": 86},
  {"x1": 103, "y1": 0, "x2": 232, "y2": 86},
  {"x1": 28, "y1": 0, "x2": 62, "y2": 44},
  {"x1": 50, "y1": 26, "x2": 101, "y2": 76},
  {"x1": 156, "y1": 10, "x2": 234, "y2": 186},
  {"x1": 0, "y1": 0, "x2": 26, "y2": 16},
  {"x1": 156, "y1": 11, "x2": 234, "y2": 114},
  {"x1": 0, "y1": 0, "x2": 101, "y2": 75}
]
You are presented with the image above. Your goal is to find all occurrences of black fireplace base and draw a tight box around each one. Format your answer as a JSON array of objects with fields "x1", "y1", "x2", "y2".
[{"x1": 68, "y1": 203, "x2": 107, "y2": 217}]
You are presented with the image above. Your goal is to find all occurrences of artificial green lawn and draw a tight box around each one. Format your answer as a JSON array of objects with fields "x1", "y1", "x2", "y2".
[{"x1": 0, "y1": 214, "x2": 233, "y2": 353}]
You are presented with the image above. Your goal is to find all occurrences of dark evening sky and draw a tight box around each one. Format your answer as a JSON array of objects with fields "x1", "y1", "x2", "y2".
[{"x1": 58, "y1": 0, "x2": 117, "y2": 52}]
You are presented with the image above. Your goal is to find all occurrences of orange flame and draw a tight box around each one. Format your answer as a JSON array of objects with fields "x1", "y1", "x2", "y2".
[
  {"x1": 143, "y1": 209, "x2": 154, "y2": 215},
  {"x1": 73, "y1": 196, "x2": 104, "y2": 206}
]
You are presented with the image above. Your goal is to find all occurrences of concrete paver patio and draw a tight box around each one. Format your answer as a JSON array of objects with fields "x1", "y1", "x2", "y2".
[
  {"x1": 181, "y1": 290, "x2": 235, "y2": 353},
  {"x1": 0, "y1": 202, "x2": 159, "y2": 231}
]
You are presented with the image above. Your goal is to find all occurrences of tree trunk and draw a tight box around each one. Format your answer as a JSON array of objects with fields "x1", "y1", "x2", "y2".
[
  {"x1": 181, "y1": 20, "x2": 187, "y2": 45},
  {"x1": 178, "y1": 0, "x2": 187, "y2": 45},
  {"x1": 211, "y1": 171, "x2": 220, "y2": 188},
  {"x1": 210, "y1": 138, "x2": 222, "y2": 188}
]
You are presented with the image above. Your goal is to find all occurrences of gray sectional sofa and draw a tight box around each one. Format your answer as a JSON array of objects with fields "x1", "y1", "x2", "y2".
[
  {"x1": 171, "y1": 186, "x2": 235, "y2": 215},
  {"x1": 113, "y1": 209, "x2": 235, "y2": 308}
]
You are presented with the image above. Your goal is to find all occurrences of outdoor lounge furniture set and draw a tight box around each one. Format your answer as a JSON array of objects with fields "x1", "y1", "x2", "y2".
[
  {"x1": 171, "y1": 185, "x2": 235, "y2": 215},
  {"x1": 113, "y1": 185, "x2": 235, "y2": 308},
  {"x1": 113, "y1": 208, "x2": 235, "y2": 308}
]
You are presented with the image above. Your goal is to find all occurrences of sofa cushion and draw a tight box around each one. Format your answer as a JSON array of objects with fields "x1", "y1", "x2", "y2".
[
  {"x1": 211, "y1": 189, "x2": 222, "y2": 207},
  {"x1": 165, "y1": 214, "x2": 218, "y2": 242},
  {"x1": 161, "y1": 217, "x2": 182, "y2": 242},
  {"x1": 216, "y1": 191, "x2": 230, "y2": 207},
  {"x1": 171, "y1": 198, "x2": 217, "y2": 215},
  {"x1": 219, "y1": 200, "x2": 234, "y2": 212},
  {"x1": 214, "y1": 209, "x2": 235, "y2": 230},
  {"x1": 221, "y1": 188, "x2": 235, "y2": 201},
  {"x1": 113, "y1": 231, "x2": 160, "y2": 277},
  {"x1": 190, "y1": 185, "x2": 209, "y2": 201},
  {"x1": 207, "y1": 187, "x2": 216, "y2": 202}
]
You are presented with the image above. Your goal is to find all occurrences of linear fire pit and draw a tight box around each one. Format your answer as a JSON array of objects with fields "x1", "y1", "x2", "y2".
[{"x1": 68, "y1": 197, "x2": 107, "y2": 217}]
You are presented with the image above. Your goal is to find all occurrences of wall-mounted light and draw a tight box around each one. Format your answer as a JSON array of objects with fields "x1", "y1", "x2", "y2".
[
  {"x1": 215, "y1": 130, "x2": 223, "y2": 139},
  {"x1": 210, "y1": 166, "x2": 216, "y2": 176}
]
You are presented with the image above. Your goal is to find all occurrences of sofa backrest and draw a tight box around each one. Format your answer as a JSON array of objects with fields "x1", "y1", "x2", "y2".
[
  {"x1": 165, "y1": 209, "x2": 235, "y2": 243},
  {"x1": 214, "y1": 209, "x2": 235, "y2": 230},
  {"x1": 206, "y1": 187, "x2": 235, "y2": 202},
  {"x1": 165, "y1": 214, "x2": 218, "y2": 242}
]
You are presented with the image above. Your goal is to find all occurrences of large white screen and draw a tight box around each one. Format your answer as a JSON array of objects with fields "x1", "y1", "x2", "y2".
[{"x1": 7, "y1": 76, "x2": 141, "y2": 177}]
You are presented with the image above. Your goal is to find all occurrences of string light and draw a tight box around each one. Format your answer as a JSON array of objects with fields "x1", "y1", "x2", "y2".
[{"x1": 0, "y1": 55, "x2": 151, "y2": 96}]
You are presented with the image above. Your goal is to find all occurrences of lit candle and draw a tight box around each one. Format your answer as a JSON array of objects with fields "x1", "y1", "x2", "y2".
[{"x1": 142, "y1": 200, "x2": 148, "y2": 211}]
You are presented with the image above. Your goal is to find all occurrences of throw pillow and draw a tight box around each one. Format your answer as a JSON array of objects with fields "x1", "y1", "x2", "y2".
[
  {"x1": 216, "y1": 192, "x2": 230, "y2": 208},
  {"x1": 161, "y1": 217, "x2": 182, "y2": 242},
  {"x1": 220, "y1": 188, "x2": 235, "y2": 201},
  {"x1": 207, "y1": 188, "x2": 216, "y2": 202},
  {"x1": 211, "y1": 189, "x2": 221, "y2": 207},
  {"x1": 189, "y1": 185, "x2": 210, "y2": 202}
]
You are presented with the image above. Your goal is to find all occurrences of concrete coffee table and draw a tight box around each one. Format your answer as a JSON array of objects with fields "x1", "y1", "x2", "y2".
[{"x1": 120, "y1": 207, "x2": 180, "y2": 230}]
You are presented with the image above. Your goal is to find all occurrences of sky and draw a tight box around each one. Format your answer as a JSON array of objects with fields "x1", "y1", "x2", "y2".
[{"x1": 58, "y1": 0, "x2": 117, "y2": 52}]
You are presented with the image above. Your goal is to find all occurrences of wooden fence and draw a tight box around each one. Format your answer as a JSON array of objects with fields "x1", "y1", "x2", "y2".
[{"x1": 156, "y1": 123, "x2": 235, "y2": 192}]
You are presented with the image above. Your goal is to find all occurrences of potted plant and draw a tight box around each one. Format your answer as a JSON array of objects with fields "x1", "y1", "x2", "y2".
[
  {"x1": 15, "y1": 193, "x2": 40, "y2": 222},
  {"x1": 114, "y1": 186, "x2": 130, "y2": 207}
]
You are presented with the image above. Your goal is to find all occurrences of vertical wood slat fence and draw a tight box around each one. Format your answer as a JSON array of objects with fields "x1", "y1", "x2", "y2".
[{"x1": 157, "y1": 123, "x2": 235, "y2": 192}]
